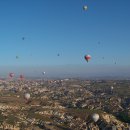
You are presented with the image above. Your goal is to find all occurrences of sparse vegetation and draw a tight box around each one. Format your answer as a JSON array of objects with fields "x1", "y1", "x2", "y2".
[{"x1": 0, "y1": 79, "x2": 129, "y2": 129}]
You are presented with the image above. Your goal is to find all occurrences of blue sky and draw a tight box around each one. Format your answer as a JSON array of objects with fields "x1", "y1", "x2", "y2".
[{"x1": 0, "y1": 0, "x2": 130, "y2": 78}]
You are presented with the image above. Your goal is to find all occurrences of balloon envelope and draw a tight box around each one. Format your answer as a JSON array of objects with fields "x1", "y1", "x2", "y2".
[
  {"x1": 19, "y1": 75, "x2": 24, "y2": 80},
  {"x1": 84, "y1": 55, "x2": 91, "y2": 62},
  {"x1": 92, "y1": 113, "x2": 99, "y2": 122},
  {"x1": 9, "y1": 73, "x2": 15, "y2": 78},
  {"x1": 25, "y1": 93, "x2": 30, "y2": 100},
  {"x1": 16, "y1": 56, "x2": 19, "y2": 59},
  {"x1": 83, "y1": 5, "x2": 88, "y2": 11},
  {"x1": 42, "y1": 72, "x2": 45, "y2": 75}
]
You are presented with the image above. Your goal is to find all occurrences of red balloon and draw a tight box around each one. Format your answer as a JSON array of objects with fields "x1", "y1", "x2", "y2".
[
  {"x1": 84, "y1": 55, "x2": 91, "y2": 62},
  {"x1": 9, "y1": 73, "x2": 15, "y2": 78},
  {"x1": 19, "y1": 75, "x2": 24, "y2": 80}
]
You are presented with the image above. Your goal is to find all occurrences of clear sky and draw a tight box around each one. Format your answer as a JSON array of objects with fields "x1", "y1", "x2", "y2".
[{"x1": 0, "y1": 0, "x2": 130, "y2": 78}]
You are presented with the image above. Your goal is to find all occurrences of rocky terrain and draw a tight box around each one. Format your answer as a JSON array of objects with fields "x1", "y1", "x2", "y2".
[{"x1": 0, "y1": 79, "x2": 130, "y2": 130}]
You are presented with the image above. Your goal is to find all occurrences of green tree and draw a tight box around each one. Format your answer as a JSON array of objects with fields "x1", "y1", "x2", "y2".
[
  {"x1": 0, "y1": 111, "x2": 6, "y2": 130},
  {"x1": 19, "y1": 122, "x2": 26, "y2": 130},
  {"x1": 6, "y1": 114, "x2": 18, "y2": 128}
]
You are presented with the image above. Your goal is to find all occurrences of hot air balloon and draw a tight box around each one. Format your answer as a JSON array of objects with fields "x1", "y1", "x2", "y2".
[
  {"x1": 83, "y1": 5, "x2": 88, "y2": 11},
  {"x1": 16, "y1": 56, "x2": 19, "y2": 59},
  {"x1": 84, "y1": 55, "x2": 91, "y2": 62},
  {"x1": 24, "y1": 93, "x2": 31, "y2": 104},
  {"x1": 22, "y1": 37, "x2": 25, "y2": 40},
  {"x1": 42, "y1": 72, "x2": 45, "y2": 75},
  {"x1": 98, "y1": 41, "x2": 101, "y2": 45},
  {"x1": 25, "y1": 93, "x2": 30, "y2": 100},
  {"x1": 111, "y1": 86, "x2": 114, "y2": 90},
  {"x1": 9, "y1": 73, "x2": 15, "y2": 78},
  {"x1": 91, "y1": 113, "x2": 99, "y2": 122},
  {"x1": 110, "y1": 86, "x2": 114, "y2": 94},
  {"x1": 19, "y1": 74, "x2": 24, "y2": 80}
]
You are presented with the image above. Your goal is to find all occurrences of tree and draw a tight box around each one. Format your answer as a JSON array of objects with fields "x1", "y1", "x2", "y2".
[
  {"x1": 0, "y1": 111, "x2": 6, "y2": 130},
  {"x1": 6, "y1": 115, "x2": 18, "y2": 128},
  {"x1": 19, "y1": 122, "x2": 26, "y2": 130}
]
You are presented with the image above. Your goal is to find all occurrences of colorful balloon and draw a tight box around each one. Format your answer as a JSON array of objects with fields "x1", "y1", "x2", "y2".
[
  {"x1": 19, "y1": 74, "x2": 24, "y2": 80},
  {"x1": 84, "y1": 55, "x2": 91, "y2": 62},
  {"x1": 9, "y1": 73, "x2": 15, "y2": 78}
]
